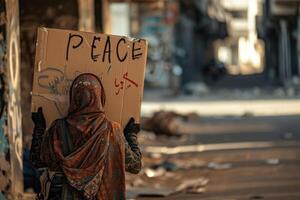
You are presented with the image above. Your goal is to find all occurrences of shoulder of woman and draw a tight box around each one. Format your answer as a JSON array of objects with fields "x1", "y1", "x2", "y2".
[
  {"x1": 46, "y1": 118, "x2": 66, "y2": 133},
  {"x1": 48, "y1": 118, "x2": 60, "y2": 127}
]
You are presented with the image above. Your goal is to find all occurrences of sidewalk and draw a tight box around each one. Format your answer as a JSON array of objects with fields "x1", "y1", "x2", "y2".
[{"x1": 141, "y1": 88, "x2": 300, "y2": 117}]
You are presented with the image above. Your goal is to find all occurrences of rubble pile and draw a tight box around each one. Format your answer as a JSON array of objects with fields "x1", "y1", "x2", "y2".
[{"x1": 142, "y1": 110, "x2": 199, "y2": 136}]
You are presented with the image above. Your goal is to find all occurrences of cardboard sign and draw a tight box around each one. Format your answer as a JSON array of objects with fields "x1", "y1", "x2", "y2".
[{"x1": 31, "y1": 27, "x2": 148, "y2": 128}]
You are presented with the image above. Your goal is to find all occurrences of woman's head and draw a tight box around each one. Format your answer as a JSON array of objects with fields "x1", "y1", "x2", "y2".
[{"x1": 68, "y1": 73, "x2": 105, "y2": 114}]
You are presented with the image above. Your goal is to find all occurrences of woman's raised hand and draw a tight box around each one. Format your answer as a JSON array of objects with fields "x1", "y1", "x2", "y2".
[{"x1": 31, "y1": 107, "x2": 46, "y2": 128}]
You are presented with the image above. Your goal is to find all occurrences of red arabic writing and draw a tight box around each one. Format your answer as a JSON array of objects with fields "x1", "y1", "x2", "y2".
[{"x1": 114, "y1": 72, "x2": 139, "y2": 95}]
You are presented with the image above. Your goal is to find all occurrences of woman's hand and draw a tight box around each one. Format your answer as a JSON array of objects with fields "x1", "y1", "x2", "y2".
[
  {"x1": 124, "y1": 118, "x2": 140, "y2": 137},
  {"x1": 32, "y1": 107, "x2": 46, "y2": 129},
  {"x1": 124, "y1": 118, "x2": 142, "y2": 174}
]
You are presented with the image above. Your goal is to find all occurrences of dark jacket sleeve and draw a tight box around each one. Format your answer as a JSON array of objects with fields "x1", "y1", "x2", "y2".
[
  {"x1": 30, "y1": 120, "x2": 60, "y2": 170},
  {"x1": 124, "y1": 133, "x2": 142, "y2": 174},
  {"x1": 30, "y1": 124, "x2": 46, "y2": 168}
]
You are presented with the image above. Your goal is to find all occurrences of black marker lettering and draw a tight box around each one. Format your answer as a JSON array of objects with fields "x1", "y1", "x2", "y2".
[
  {"x1": 66, "y1": 33, "x2": 83, "y2": 61},
  {"x1": 102, "y1": 36, "x2": 111, "y2": 63},
  {"x1": 132, "y1": 40, "x2": 143, "y2": 60},
  {"x1": 91, "y1": 36, "x2": 101, "y2": 62},
  {"x1": 116, "y1": 38, "x2": 128, "y2": 62}
]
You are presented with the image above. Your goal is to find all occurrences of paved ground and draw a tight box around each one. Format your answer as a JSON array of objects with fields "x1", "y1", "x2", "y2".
[
  {"x1": 136, "y1": 146, "x2": 300, "y2": 200},
  {"x1": 141, "y1": 99, "x2": 300, "y2": 117},
  {"x1": 142, "y1": 88, "x2": 300, "y2": 117},
  {"x1": 127, "y1": 114, "x2": 300, "y2": 200}
]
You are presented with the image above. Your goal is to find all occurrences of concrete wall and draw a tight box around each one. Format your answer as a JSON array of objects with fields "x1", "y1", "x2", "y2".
[{"x1": 0, "y1": 0, "x2": 23, "y2": 199}]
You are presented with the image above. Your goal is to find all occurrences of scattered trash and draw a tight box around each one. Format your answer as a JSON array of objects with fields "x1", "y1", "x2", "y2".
[
  {"x1": 152, "y1": 161, "x2": 178, "y2": 172},
  {"x1": 148, "y1": 153, "x2": 162, "y2": 159},
  {"x1": 265, "y1": 158, "x2": 280, "y2": 165},
  {"x1": 127, "y1": 187, "x2": 175, "y2": 198},
  {"x1": 142, "y1": 110, "x2": 201, "y2": 136},
  {"x1": 173, "y1": 158, "x2": 206, "y2": 170},
  {"x1": 144, "y1": 161, "x2": 178, "y2": 178},
  {"x1": 184, "y1": 82, "x2": 209, "y2": 96},
  {"x1": 144, "y1": 167, "x2": 166, "y2": 178},
  {"x1": 242, "y1": 111, "x2": 254, "y2": 118},
  {"x1": 176, "y1": 177, "x2": 209, "y2": 194},
  {"x1": 208, "y1": 162, "x2": 232, "y2": 170},
  {"x1": 145, "y1": 144, "x2": 205, "y2": 155},
  {"x1": 142, "y1": 111, "x2": 185, "y2": 136}
]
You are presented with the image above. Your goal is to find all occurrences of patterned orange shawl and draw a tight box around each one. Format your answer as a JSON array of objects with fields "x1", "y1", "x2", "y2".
[{"x1": 41, "y1": 73, "x2": 126, "y2": 199}]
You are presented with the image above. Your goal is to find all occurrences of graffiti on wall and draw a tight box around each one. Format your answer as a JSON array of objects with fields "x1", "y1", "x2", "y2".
[
  {"x1": 5, "y1": 0, "x2": 23, "y2": 198},
  {"x1": 7, "y1": 26, "x2": 22, "y2": 169},
  {"x1": 0, "y1": 0, "x2": 23, "y2": 198}
]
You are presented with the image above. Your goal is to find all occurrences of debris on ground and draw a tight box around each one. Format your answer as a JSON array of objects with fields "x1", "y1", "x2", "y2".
[
  {"x1": 176, "y1": 177, "x2": 209, "y2": 194},
  {"x1": 144, "y1": 167, "x2": 166, "y2": 178},
  {"x1": 184, "y1": 82, "x2": 209, "y2": 96},
  {"x1": 145, "y1": 144, "x2": 207, "y2": 155},
  {"x1": 152, "y1": 161, "x2": 178, "y2": 171},
  {"x1": 144, "y1": 161, "x2": 178, "y2": 178},
  {"x1": 207, "y1": 162, "x2": 232, "y2": 170},
  {"x1": 265, "y1": 158, "x2": 280, "y2": 165},
  {"x1": 127, "y1": 187, "x2": 175, "y2": 198},
  {"x1": 241, "y1": 111, "x2": 254, "y2": 118},
  {"x1": 142, "y1": 111, "x2": 200, "y2": 136},
  {"x1": 142, "y1": 111, "x2": 184, "y2": 136},
  {"x1": 172, "y1": 157, "x2": 206, "y2": 170}
]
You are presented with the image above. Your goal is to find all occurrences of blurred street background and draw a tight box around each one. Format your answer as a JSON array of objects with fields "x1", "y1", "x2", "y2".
[{"x1": 1, "y1": 0, "x2": 300, "y2": 199}]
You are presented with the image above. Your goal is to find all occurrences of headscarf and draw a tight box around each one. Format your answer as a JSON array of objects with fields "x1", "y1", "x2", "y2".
[{"x1": 41, "y1": 73, "x2": 126, "y2": 200}]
